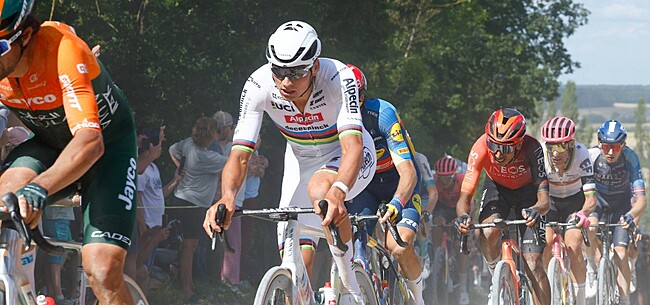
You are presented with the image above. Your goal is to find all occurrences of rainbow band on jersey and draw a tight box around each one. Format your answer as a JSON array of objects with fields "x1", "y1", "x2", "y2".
[
  {"x1": 231, "y1": 139, "x2": 256, "y2": 153},
  {"x1": 338, "y1": 124, "x2": 363, "y2": 138}
]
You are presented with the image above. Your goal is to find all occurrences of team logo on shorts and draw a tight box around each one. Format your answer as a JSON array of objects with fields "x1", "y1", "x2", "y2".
[
  {"x1": 390, "y1": 123, "x2": 404, "y2": 142},
  {"x1": 411, "y1": 194, "x2": 422, "y2": 214}
]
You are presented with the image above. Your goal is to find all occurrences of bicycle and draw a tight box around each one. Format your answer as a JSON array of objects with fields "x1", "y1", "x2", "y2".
[
  {"x1": 425, "y1": 222, "x2": 457, "y2": 305},
  {"x1": 460, "y1": 218, "x2": 539, "y2": 305},
  {"x1": 590, "y1": 207, "x2": 638, "y2": 305},
  {"x1": 544, "y1": 219, "x2": 590, "y2": 305},
  {"x1": 0, "y1": 191, "x2": 148, "y2": 305},
  {"x1": 44, "y1": 240, "x2": 149, "y2": 305},
  {"x1": 213, "y1": 200, "x2": 376, "y2": 305},
  {"x1": 349, "y1": 207, "x2": 415, "y2": 305}
]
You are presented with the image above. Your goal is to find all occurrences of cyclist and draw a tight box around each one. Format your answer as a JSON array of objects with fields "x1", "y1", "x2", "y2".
[
  {"x1": 586, "y1": 120, "x2": 646, "y2": 305},
  {"x1": 454, "y1": 108, "x2": 551, "y2": 305},
  {"x1": 414, "y1": 152, "x2": 438, "y2": 212},
  {"x1": 540, "y1": 116, "x2": 596, "y2": 305},
  {"x1": 0, "y1": 1, "x2": 138, "y2": 304},
  {"x1": 203, "y1": 21, "x2": 376, "y2": 304},
  {"x1": 346, "y1": 64, "x2": 425, "y2": 305},
  {"x1": 431, "y1": 155, "x2": 471, "y2": 304}
]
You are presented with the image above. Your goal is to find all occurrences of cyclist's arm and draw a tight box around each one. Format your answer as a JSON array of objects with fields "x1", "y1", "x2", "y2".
[
  {"x1": 580, "y1": 176, "x2": 597, "y2": 215},
  {"x1": 527, "y1": 139, "x2": 550, "y2": 215},
  {"x1": 456, "y1": 191, "x2": 473, "y2": 217},
  {"x1": 424, "y1": 185, "x2": 438, "y2": 214},
  {"x1": 630, "y1": 194, "x2": 647, "y2": 220},
  {"x1": 393, "y1": 159, "x2": 418, "y2": 206},
  {"x1": 328, "y1": 133, "x2": 363, "y2": 201},
  {"x1": 31, "y1": 129, "x2": 104, "y2": 194},
  {"x1": 531, "y1": 188, "x2": 550, "y2": 215}
]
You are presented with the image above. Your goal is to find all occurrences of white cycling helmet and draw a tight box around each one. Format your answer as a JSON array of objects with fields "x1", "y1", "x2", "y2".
[{"x1": 266, "y1": 21, "x2": 321, "y2": 68}]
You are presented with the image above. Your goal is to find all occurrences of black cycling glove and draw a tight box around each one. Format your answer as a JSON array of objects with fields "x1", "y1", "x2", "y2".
[{"x1": 16, "y1": 182, "x2": 48, "y2": 211}]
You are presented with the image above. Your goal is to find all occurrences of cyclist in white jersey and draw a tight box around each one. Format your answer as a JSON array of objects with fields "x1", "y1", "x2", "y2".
[
  {"x1": 204, "y1": 21, "x2": 376, "y2": 304},
  {"x1": 540, "y1": 117, "x2": 596, "y2": 305}
]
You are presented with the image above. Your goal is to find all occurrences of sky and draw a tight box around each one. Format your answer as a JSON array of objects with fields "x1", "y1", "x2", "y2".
[{"x1": 558, "y1": 0, "x2": 650, "y2": 85}]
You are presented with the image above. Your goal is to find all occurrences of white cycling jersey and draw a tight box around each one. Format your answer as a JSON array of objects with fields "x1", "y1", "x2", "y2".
[
  {"x1": 232, "y1": 58, "x2": 364, "y2": 157},
  {"x1": 232, "y1": 58, "x2": 377, "y2": 247},
  {"x1": 542, "y1": 141, "x2": 596, "y2": 198}
]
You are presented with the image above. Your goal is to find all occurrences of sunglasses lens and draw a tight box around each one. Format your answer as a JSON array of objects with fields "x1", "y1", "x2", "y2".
[
  {"x1": 271, "y1": 66, "x2": 310, "y2": 80},
  {"x1": 487, "y1": 140, "x2": 513, "y2": 154},
  {"x1": 601, "y1": 143, "x2": 622, "y2": 152},
  {"x1": 546, "y1": 143, "x2": 568, "y2": 153},
  {"x1": 0, "y1": 41, "x2": 10, "y2": 56}
]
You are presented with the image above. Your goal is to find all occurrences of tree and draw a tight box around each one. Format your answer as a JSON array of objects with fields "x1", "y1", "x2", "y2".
[
  {"x1": 635, "y1": 98, "x2": 649, "y2": 166},
  {"x1": 561, "y1": 81, "x2": 579, "y2": 120}
]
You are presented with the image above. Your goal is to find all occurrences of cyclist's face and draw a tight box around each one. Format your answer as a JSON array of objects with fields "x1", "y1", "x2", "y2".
[
  {"x1": 547, "y1": 140, "x2": 572, "y2": 169},
  {"x1": 489, "y1": 143, "x2": 519, "y2": 166},
  {"x1": 437, "y1": 174, "x2": 454, "y2": 188},
  {"x1": 0, "y1": 30, "x2": 24, "y2": 79},
  {"x1": 599, "y1": 142, "x2": 624, "y2": 164},
  {"x1": 272, "y1": 60, "x2": 319, "y2": 102}
]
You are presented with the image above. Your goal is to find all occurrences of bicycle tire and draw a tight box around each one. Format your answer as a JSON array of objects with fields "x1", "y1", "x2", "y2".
[
  {"x1": 520, "y1": 274, "x2": 536, "y2": 305},
  {"x1": 548, "y1": 257, "x2": 575, "y2": 305},
  {"x1": 254, "y1": 267, "x2": 293, "y2": 305},
  {"x1": 390, "y1": 273, "x2": 416, "y2": 305},
  {"x1": 597, "y1": 258, "x2": 617, "y2": 305},
  {"x1": 491, "y1": 261, "x2": 516, "y2": 305},
  {"x1": 355, "y1": 265, "x2": 379, "y2": 305}
]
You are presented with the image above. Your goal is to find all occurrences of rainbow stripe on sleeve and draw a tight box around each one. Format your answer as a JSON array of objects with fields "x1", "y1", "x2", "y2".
[{"x1": 232, "y1": 139, "x2": 256, "y2": 153}]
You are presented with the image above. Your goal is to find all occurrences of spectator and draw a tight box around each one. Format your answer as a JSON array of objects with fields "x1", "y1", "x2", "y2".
[
  {"x1": 42, "y1": 196, "x2": 77, "y2": 305},
  {"x1": 241, "y1": 147, "x2": 268, "y2": 282},
  {"x1": 1, "y1": 126, "x2": 31, "y2": 161},
  {"x1": 135, "y1": 126, "x2": 182, "y2": 294},
  {"x1": 169, "y1": 116, "x2": 227, "y2": 301},
  {"x1": 211, "y1": 110, "x2": 247, "y2": 293}
]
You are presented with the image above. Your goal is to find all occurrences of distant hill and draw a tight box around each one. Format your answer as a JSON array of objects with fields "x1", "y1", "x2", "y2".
[{"x1": 558, "y1": 84, "x2": 650, "y2": 108}]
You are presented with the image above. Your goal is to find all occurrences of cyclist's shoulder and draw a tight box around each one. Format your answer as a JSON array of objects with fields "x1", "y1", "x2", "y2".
[
  {"x1": 622, "y1": 146, "x2": 640, "y2": 161},
  {"x1": 573, "y1": 141, "x2": 591, "y2": 161}
]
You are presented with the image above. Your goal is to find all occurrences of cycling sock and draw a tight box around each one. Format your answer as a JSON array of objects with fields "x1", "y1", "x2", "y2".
[
  {"x1": 407, "y1": 274, "x2": 424, "y2": 305},
  {"x1": 486, "y1": 255, "x2": 501, "y2": 275},
  {"x1": 573, "y1": 282, "x2": 585, "y2": 305},
  {"x1": 459, "y1": 272, "x2": 468, "y2": 293},
  {"x1": 329, "y1": 241, "x2": 362, "y2": 298}
]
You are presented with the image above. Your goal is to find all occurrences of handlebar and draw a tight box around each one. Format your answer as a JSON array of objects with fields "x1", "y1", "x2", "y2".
[
  {"x1": 545, "y1": 217, "x2": 591, "y2": 248},
  {"x1": 377, "y1": 203, "x2": 408, "y2": 248},
  {"x1": 588, "y1": 220, "x2": 639, "y2": 249},
  {"x1": 460, "y1": 218, "x2": 541, "y2": 255},
  {"x1": 318, "y1": 200, "x2": 348, "y2": 252},
  {"x1": 349, "y1": 213, "x2": 408, "y2": 248},
  {"x1": 1, "y1": 193, "x2": 64, "y2": 256}
]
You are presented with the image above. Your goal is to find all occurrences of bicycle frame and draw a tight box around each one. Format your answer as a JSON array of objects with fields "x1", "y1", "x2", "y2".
[
  {"x1": 0, "y1": 228, "x2": 38, "y2": 305},
  {"x1": 282, "y1": 218, "x2": 326, "y2": 305}
]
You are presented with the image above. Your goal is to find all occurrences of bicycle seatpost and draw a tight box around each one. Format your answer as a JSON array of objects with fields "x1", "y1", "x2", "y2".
[{"x1": 318, "y1": 200, "x2": 348, "y2": 252}]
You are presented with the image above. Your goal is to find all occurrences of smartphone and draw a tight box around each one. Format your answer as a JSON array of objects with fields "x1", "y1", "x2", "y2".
[{"x1": 178, "y1": 157, "x2": 186, "y2": 173}]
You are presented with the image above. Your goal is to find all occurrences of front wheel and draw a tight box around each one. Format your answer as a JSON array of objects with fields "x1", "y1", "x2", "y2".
[
  {"x1": 491, "y1": 261, "x2": 516, "y2": 305},
  {"x1": 355, "y1": 265, "x2": 379, "y2": 305},
  {"x1": 597, "y1": 258, "x2": 619, "y2": 305},
  {"x1": 547, "y1": 257, "x2": 575, "y2": 305},
  {"x1": 254, "y1": 267, "x2": 293, "y2": 305}
]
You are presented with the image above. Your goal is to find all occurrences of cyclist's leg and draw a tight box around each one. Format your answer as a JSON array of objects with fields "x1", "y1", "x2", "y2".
[
  {"x1": 80, "y1": 133, "x2": 137, "y2": 305},
  {"x1": 542, "y1": 204, "x2": 561, "y2": 268},
  {"x1": 386, "y1": 206, "x2": 423, "y2": 305},
  {"x1": 477, "y1": 179, "x2": 509, "y2": 275},
  {"x1": 613, "y1": 224, "x2": 632, "y2": 300},
  {"x1": 522, "y1": 226, "x2": 550, "y2": 305},
  {"x1": 565, "y1": 227, "x2": 587, "y2": 303}
]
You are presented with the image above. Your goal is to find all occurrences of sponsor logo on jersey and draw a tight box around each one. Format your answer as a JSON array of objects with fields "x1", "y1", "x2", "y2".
[
  {"x1": 398, "y1": 147, "x2": 409, "y2": 154},
  {"x1": 247, "y1": 77, "x2": 261, "y2": 89},
  {"x1": 343, "y1": 78, "x2": 359, "y2": 114},
  {"x1": 284, "y1": 112, "x2": 323, "y2": 125},
  {"x1": 117, "y1": 157, "x2": 137, "y2": 210},
  {"x1": 76, "y1": 63, "x2": 88, "y2": 74},
  {"x1": 90, "y1": 231, "x2": 131, "y2": 246},
  {"x1": 309, "y1": 96, "x2": 325, "y2": 109},
  {"x1": 411, "y1": 194, "x2": 422, "y2": 213},
  {"x1": 579, "y1": 158, "x2": 593, "y2": 174},
  {"x1": 272, "y1": 101, "x2": 296, "y2": 112},
  {"x1": 21, "y1": 253, "x2": 34, "y2": 266},
  {"x1": 376, "y1": 147, "x2": 386, "y2": 159},
  {"x1": 390, "y1": 123, "x2": 404, "y2": 142},
  {"x1": 1, "y1": 94, "x2": 57, "y2": 106},
  {"x1": 534, "y1": 145, "x2": 546, "y2": 179},
  {"x1": 489, "y1": 164, "x2": 527, "y2": 177},
  {"x1": 358, "y1": 146, "x2": 375, "y2": 179},
  {"x1": 29, "y1": 74, "x2": 38, "y2": 83},
  {"x1": 59, "y1": 75, "x2": 82, "y2": 111}
]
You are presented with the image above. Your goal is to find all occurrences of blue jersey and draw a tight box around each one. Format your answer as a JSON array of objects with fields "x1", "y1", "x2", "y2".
[
  {"x1": 361, "y1": 98, "x2": 421, "y2": 207},
  {"x1": 588, "y1": 146, "x2": 646, "y2": 198}
]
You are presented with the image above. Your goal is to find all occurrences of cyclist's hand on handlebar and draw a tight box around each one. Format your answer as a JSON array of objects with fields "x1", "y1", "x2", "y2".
[
  {"x1": 453, "y1": 214, "x2": 471, "y2": 235},
  {"x1": 522, "y1": 208, "x2": 542, "y2": 227},
  {"x1": 378, "y1": 200, "x2": 401, "y2": 225},
  {"x1": 204, "y1": 199, "x2": 234, "y2": 236},
  {"x1": 15, "y1": 182, "x2": 48, "y2": 228},
  {"x1": 320, "y1": 188, "x2": 348, "y2": 227},
  {"x1": 621, "y1": 213, "x2": 635, "y2": 230},
  {"x1": 573, "y1": 211, "x2": 591, "y2": 228}
]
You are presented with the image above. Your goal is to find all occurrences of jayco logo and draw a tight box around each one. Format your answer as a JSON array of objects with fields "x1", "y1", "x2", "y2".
[{"x1": 118, "y1": 157, "x2": 137, "y2": 210}]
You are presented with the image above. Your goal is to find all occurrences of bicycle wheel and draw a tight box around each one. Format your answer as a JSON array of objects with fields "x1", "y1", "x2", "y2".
[
  {"x1": 254, "y1": 267, "x2": 293, "y2": 305},
  {"x1": 491, "y1": 261, "x2": 516, "y2": 305},
  {"x1": 429, "y1": 246, "x2": 449, "y2": 305},
  {"x1": 548, "y1": 257, "x2": 574, "y2": 305},
  {"x1": 597, "y1": 258, "x2": 617, "y2": 305},
  {"x1": 355, "y1": 265, "x2": 379, "y2": 305},
  {"x1": 390, "y1": 273, "x2": 416, "y2": 305},
  {"x1": 519, "y1": 274, "x2": 536, "y2": 305}
]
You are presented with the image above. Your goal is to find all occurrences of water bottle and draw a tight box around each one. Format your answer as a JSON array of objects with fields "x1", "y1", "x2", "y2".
[
  {"x1": 318, "y1": 282, "x2": 337, "y2": 305},
  {"x1": 36, "y1": 295, "x2": 55, "y2": 305}
]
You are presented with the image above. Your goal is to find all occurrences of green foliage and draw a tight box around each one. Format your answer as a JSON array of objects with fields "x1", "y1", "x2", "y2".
[{"x1": 635, "y1": 98, "x2": 649, "y2": 166}]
